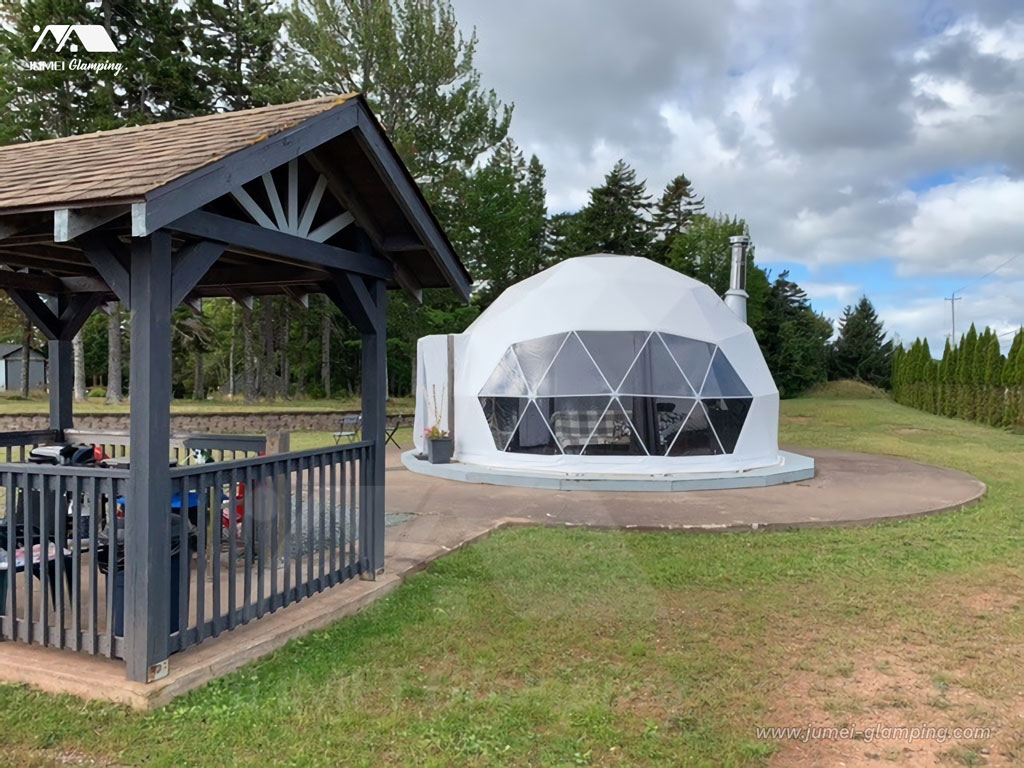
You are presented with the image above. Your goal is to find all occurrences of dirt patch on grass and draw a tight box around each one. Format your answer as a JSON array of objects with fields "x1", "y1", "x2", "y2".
[
  {"x1": 768, "y1": 647, "x2": 1021, "y2": 767},
  {"x1": 893, "y1": 428, "x2": 930, "y2": 436}
]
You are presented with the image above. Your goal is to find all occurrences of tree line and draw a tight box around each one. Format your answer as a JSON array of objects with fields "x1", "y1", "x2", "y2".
[
  {"x1": 0, "y1": 0, "x2": 887, "y2": 403},
  {"x1": 892, "y1": 326, "x2": 1024, "y2": 428}
]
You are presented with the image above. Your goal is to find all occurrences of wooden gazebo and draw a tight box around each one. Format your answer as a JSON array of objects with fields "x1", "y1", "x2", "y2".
[{"x1": 0, "y1": 95, "x2": 470, "y2": 682}]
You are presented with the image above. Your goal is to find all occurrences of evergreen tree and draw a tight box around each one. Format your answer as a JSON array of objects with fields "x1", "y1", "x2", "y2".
[
  {"x1": 193, "y1": 0, "x2": 299, "y2": 110},
  {"x1": 981, "y1": 334, "x2": 1004, "y2": 426},
  {"x1": 828, "y1": 296, "x2": 893, "y2": 388},
  {"x1": 757, "y1": 271, "x2": 833, "y2": 398},
  {"x1": 651, "y1": 172, "x2": 704, "y2": 259},
  {"x1": 956, "y1": 325, "x2": 977, "y2": 420},
  {"x1": 570, "y1": 160, "x2": 652, "y2": 256},
  {"x1": 1003, "y1": 329, "x2": 1024, "y2": 427},
  {"x1": 455, "y1": 139, "x2": 547, "y2": 306}
]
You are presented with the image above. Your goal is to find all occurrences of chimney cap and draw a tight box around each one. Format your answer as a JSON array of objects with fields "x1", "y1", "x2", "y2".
[{"x1": 728, "y1": 235, "x2": 750, "y2": 245}]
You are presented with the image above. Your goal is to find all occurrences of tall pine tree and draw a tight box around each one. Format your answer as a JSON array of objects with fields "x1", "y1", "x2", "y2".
[{"x1": 829, "y1": 296, "x2": 893, "y2": 388}]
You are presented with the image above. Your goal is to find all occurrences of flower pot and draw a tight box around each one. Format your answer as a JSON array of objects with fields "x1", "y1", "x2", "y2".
[{"x1": 426, "y1": 437, "x2": 453, "y2": 464}]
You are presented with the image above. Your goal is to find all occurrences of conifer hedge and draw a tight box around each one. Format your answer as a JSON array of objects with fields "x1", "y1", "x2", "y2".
[{"x1": 891, "y1": 325, "x2": 1024, "y2": 428}]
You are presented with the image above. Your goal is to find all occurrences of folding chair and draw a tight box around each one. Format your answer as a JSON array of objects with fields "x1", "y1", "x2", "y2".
[
  {"x1": 384, "y1": 416, "x2": 402, "y2": 448},
  {"x1": 333, "y1": 414, "x2": 362, "y2": 444}
]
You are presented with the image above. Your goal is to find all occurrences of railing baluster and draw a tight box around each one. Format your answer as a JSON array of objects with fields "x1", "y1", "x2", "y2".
[
  {"x1": 303, "y1": 456, "x2": 311, "y2": 593},
  {"x1": 243, "y1": 464, "x2": 254, "y2": 623},
  {"x1": 329, "y1": 450, "x2": 338, "y2": 586},
  {"x1": 196, "y1": 472, "x2": 207, "y2": 643},
  {"x1": 22, "y1": 471, "x2": 34, "y2": 645},
  {"x1": 71, "y1": 475, "x2": 82, "y2": 651},
  {"x1": 349, "y1": 451, "x2": 357, "y2": 577},
  {"x1": 104, "y1": 475, "x2": 118, "y2": 658},
  {"x1": 283, "y1": 458, "x2": 292, "y2": 609},
  {"x1": 4, "y1": 472, "x2": 17, "y2": 642},
  {"x1": 89, "y1": 476, "x2": 99, "y2": 654},
  {"x1": 211, "y1": 469, "x2": 222, "y2": 637},
  {"x1": 294, "y1": 458, "x2": 303, "y2": 602},
  {"x1": 227, "y1": 466, "x2": 237, "y2": 629},
  {"x1": 54, "y1": 473, "x2": 65, "y2": 649},
  {"x1": 317, "y1": 454, "x2": 326, "y2": 590},
  {"x1": 38, "y1": 473, "x2": 49, "y2": 646},
  {"x1": 269, "y1": 463, "x2": 279, "y2": 613}
]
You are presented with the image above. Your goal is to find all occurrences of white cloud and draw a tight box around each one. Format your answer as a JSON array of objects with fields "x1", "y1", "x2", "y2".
[{"x1": 893, "y1": 176, "x2": 1024, "y2": 277}]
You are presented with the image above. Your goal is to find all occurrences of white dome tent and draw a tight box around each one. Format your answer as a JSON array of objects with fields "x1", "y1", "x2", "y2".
[{"x1": 407, "y1": 253, "x2": 814, "y2": 490}]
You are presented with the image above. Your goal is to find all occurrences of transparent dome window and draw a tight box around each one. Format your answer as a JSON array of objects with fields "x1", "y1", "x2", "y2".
[{"x1": 478, "y1": 331, "x2": 752, "y2": 456}]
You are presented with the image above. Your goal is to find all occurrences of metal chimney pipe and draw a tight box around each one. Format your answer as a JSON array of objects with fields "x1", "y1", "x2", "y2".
[{"x1": 724, "y1": 235, "x2": 750, "y2": 323}]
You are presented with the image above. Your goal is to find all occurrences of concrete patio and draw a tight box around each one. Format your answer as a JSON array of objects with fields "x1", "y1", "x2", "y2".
[{"x1": 0, "y1": 442, "x2": 985, "y2": 709}]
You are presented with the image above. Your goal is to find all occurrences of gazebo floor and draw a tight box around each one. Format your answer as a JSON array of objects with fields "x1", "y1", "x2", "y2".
[{"x1": 0, "y1": 444, "x2": 985, "y2": 709}]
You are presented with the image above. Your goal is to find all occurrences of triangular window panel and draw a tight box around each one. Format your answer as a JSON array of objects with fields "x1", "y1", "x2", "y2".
[
  {"x1": 619, "y1": 396, "x2": 696, "y2": 456},
  {"x1": 506, "y1": 400, "x2": 562, "y2": 454},
  {"x1": 700, "y1": 349, "x2": 750, "y2": 397},
  {"x1": 703, "y1": 397, "x2": 752, "y2": 454},
  {"x1": 479, "y1": 347, "x2": 529, "y2": 397},
  {"x1": 667, "y1": 402, "x2": 723, "y2": 456},
  {"x1": 536, "y1": 332, "x2": 611, "y2": 396},
  {"x1": 581, "y1": 398, "x2": 646, "y2": 455},
  {"x1": 536, "y1": 396, "x2": 613, "y2": 454},
  {"x1": 478, "y1": 397, "x2": 527, "y2": 450},
  {"x1": 577, "y1": 331, "x2": 650, "y2": 391},
  {"x1": 513, "y1": 333, "x2": 568, "y2": 394},
  {"x1": 660, "y1": 334, "x2": 716, "y2": 393},
  {"x1": 619, "y1": 334, "x2": 695, "y2": 397}
]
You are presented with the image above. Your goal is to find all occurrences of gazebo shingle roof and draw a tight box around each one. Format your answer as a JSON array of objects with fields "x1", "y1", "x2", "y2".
[{"x1": 0, "y1": 95, "x2": 356, "y2": 210}]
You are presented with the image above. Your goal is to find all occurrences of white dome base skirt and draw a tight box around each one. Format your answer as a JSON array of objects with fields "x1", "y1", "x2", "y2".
[{"x1": 402, "y1": 450, "x2": 815, "y2": 492}]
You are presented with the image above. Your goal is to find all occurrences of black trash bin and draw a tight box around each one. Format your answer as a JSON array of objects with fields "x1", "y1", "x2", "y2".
[{"x1": 96, "y1": 513, "x2": 193, "y2": 637}]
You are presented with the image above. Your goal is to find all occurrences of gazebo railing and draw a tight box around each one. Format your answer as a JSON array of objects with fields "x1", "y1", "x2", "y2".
[
  {"x1": 0, "y1": 441, "x2": 372, "y2": 662},
  {"x1": 65, "y1": 429, "x2": 267, "y2": 465},
  {"x1": 0, "y1": 463, "x2": 129, "y2": 658},
  {"x1": 166, "y1": 441, "x2": 371, "y2": 654},
  {"x1": 0, "y1": 430, "x2": 62, "y2": 462}
]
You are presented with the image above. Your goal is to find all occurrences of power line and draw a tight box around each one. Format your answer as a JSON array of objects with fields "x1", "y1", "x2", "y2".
[{"x1": 954, "y1": 253, "x2": 1021, "y2": 295}]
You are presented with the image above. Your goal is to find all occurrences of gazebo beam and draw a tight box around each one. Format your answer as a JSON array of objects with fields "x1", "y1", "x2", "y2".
[
  {"x1": 54, "y1": 205, "x2": 128, "y2": 242},
  {"x1": 170, "y1": 240, "x2": 225, "y2": 308},
  {"x1": 167, "y1": 210, "x2": 393, "y2": 280},
  {"x1": 80, "y1": 233, "x2": 132, "y2": 308}
]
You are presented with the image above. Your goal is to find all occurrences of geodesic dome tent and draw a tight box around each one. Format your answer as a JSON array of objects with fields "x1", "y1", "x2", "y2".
[{"x1": 413, "y1": 255, "x2": 784, "y2": 476}]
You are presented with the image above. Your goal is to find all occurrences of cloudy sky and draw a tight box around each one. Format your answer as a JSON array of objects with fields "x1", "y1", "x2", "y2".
[{"x1": 453, "y1": 0, "x2": 1024, "y2": 353}]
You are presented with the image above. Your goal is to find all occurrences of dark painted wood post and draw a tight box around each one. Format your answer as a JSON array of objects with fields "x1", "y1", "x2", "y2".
[
  {"x1": 361, "y1": 278, "x2": 387, "y2": 574},
  {"x1": 125, "y1": 232, "x2": 173, "y2": 682},
  {"x1": 48, "y1": 297, "x2": 73, "y2": 434}
]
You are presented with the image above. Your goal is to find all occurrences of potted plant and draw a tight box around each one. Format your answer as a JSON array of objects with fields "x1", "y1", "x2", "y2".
[{"x1": 424, "y1": 384, "x2": 453, "y2": 464}]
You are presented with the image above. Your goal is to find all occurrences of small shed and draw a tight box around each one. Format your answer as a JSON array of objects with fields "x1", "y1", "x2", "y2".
[{"x1": 0, "y1": 343, "x2": 46, "y2": 390}]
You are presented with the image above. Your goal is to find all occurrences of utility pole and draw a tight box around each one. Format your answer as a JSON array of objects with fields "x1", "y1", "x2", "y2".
[{"x1": 945, "y1": 293, "x2": 962, "y2": 343}]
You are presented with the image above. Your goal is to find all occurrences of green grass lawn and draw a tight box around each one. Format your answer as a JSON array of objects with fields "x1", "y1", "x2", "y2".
[
  {"x1": 2, "y1": 395, "x2": 1024, "y2": 766},
  {"x1": 0, "y1": 393, "x2": 415, "y2": 415}
]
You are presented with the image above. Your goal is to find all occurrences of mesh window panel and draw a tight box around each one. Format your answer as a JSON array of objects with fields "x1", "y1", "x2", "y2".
[
  {"x1": 507, "y1": 400, "x2": 562, "y2": 454},
  {"x1": 702, "y1": 397, "x2": 752, "y2": 453},
  {"x1": 620, "y1": 395, "x2": 696, "y2": 455},
  {"x1": 576, "y1": 331, "x2": 650, "y2": 391},
  {"x1": 667, "y1": 401, "x2": 723, "y2": 456},
  {"x1": 512, "y1": 333, "x2": 568, "y2": 393},
  {"x1": 700, "y1": 349, "x2": 750, "y2": 397},
  {"x1": 619, "y1": 333, "x2": 695, "y2": 397},
  {"x1": 660, "y1": 334, "x2": 717, "y2": 392},
  {"x1": 478, "y1": 396, "x2": 527, "y2": 450},
  {"x1": 537, "y1": 396, "x2": 613, "y2": 454},
  {"x1": 536, "y1": 332, "x2": 611, "y2": 396},
  {"x1": 581, "y1": 398, "x2": 646, "y2": 455},
  {"x1": 479, "y1": 348, "x2": 529, "y2": 397}
]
